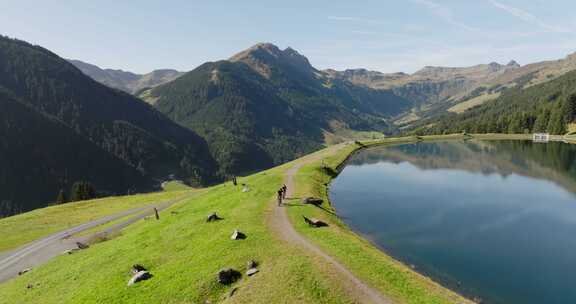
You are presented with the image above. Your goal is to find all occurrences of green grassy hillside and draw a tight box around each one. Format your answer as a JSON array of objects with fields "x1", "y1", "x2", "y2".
[
  {"x1": 0, "y1": 191, "x2": 193, "y2": 253},
  {"x1": 0, "y1": 137, "x2": 472, "y2": 304}
]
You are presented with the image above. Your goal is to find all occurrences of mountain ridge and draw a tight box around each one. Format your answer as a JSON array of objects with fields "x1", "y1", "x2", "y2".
[{"x1": 68, "y1": 59, "x2": 184, "y2": 94}]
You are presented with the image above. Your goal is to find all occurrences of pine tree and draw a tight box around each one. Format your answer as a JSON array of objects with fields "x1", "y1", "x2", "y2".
[
  {"x1": 70, "y1": 181, "x2": 96, "y2": 202},
  {"x1": 55, "y1": 189, "x2": 67, "y2": 204}
]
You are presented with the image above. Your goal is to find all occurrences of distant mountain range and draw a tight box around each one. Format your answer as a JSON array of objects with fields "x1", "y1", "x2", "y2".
[
  {"x1": 417, "y1": 69, "x2": 576, "y2": 136},
  {"x1": 327, "y1": 53, "x2": 576, "y2": 127},
  {"x1": 68, "y1": 59, "x2": 184, "y2": 94},
  {"x1": 75, "y1": 46, "x2": 576, "y2": 132}
]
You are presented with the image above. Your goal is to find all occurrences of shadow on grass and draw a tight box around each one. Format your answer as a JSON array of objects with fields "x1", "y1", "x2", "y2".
[
  {"x1": 282, "y1": 202, "x2": 304, "y2": 207},
  {"x1": 283, "y1": 202, "x2": 337, "y2": 216},
  {"x1": 313, "y1": 204, "x2": 337, "y2": 216}
]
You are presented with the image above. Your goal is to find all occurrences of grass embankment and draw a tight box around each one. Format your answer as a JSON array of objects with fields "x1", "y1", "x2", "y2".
[
  {"x1": 287, "y1": 135, "x2": 474, "y2": 304},
  {"x1": 0, "y1": 164, "x2": 355, "y2": 304},
  {"x1": 0, "y1": 191, "x2": 192, "y2": 253}
]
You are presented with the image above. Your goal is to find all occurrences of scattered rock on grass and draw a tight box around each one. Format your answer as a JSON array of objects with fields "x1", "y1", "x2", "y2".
[
  {"x1": 131, "y1": 264, "x2": 147, "y2": 274},
  {"x1": 246, "y1": 260, "x2": 259, "y2": 276},
  {"x1": 217, "y1": 268, "x2": 241, "y2": 285},
  {"x1": 206, "y1": 212, "x2": 222, "y2": 222},
  {"x1": 230, "y1": 229, "x2": 246, "y2": 240},
  {"x1": 246, "y1": 268, "x2": 259, "y2": 276},
  {"x1": 62, "y1": 248, "x2": 80, "y2": 255},
  {"x1": 18, "y1": 268, "x2": 31, "y2": 276},
  {"x1": 128, "y1": 271, "x2": 152, "y2": 286},
  {"x1": 302, "y1": 197, "x2": 323, "y2": 206},
  {"x1": 76, "y1": 242, "x2": 89, "y2": 249},
  {"x1": 247, "y1": 260, "x2": 258, "y2": 269},
  {"x1": 303, "y1": 216, "x2": 328, "y2": 227}
]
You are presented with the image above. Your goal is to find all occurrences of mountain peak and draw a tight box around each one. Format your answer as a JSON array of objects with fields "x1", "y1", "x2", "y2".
[
  {"x1": 506, "y1": 60, "x2": 520, "y2": 68},
  {"x1": 229, "y1": 43, "x2": 315, "y2": 78}
]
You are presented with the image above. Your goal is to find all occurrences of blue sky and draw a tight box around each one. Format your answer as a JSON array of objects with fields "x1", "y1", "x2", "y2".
[{"x1": 2, "y1": 0, "x2": 576, "y2": 73}]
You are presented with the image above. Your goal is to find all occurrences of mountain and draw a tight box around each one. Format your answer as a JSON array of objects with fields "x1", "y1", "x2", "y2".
[
  {"x1": 68, "y1": 59, "x2": 184, "y2": 94},
  {"x1": 329, "y1": 54, "x2": 576, "y2": 126},
  {"x1": 140, "y1": 43, "x2": 412, "y2": 175},
  {"x1": 327, "y1": 61, "x2": 521, "y2": 124},
  {"x1": 0, "y1": 35, "x2": 217, "y2": 215},
  {"x1": 414, "y1": 69, "x2": 576, "y2": 135},
  {"x1": 0, "y1": 89, "x2": 151, "y2": 216}
]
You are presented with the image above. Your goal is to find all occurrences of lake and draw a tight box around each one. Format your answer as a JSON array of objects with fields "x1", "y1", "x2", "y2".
[{"x1": 330, "y1": 140, "x2": 576, "y2": 304}]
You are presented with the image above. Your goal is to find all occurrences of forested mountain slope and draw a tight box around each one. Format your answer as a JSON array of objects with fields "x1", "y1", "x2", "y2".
[
  {"x1": 0, "y1": 36, "x2": 217, "y2": 215},
  {"x1": 415, "y1": 70, "x2": 576, "y2": 135},
  {"x1": 0, "y1": 90, "x2": 152, "y2": 216},
  {"x1": 142, "y1": 43, "x2": 412, "y2": 175}
]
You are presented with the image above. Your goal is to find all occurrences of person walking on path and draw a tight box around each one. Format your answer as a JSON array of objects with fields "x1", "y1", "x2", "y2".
[
  {"x1": 277, "y1": 189, "x2": 283, "y2": 206},
  {"x1": 282, "y1": 184, "x2": 287, "y2": 199},
  {"x1": 232, "y1": 176, "x2": 237, "y2": 186}
]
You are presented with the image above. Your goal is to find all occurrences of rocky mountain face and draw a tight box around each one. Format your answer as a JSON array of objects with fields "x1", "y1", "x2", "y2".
[
  {"x1": 141, "y1": 43, "x2": 412, "y2": 175},
  {"x1": 68, "y1": 59, "x2": 183, "y2": 94},
  {"x1": 0, "y1": 36, "x2": 216, "y2": 216}
]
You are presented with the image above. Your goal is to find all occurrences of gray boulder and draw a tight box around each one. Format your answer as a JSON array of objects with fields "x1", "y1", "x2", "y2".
[
  {"x1": 127, "y1": 271, "x2": 152, "y2": 286},
  {"x1": 76, "y1": 242, "x2": 90, "y2": 249},
  {"x1": 206, "y1": 212, "x2": 222, "y2": 222},
  {"x1": 131, "y1": 264, "x2": 147, "y2": 274},
  {"x1": 18, "y1": 268, "x2": 31, "y2": 276},
  {"x1": 247, "y1": 260, "x2": 258, "y2": 269},
  {"x1": 62, "y1": 248, "x2": 81, "y2": 255},
  {"x1": 230, "y1": 229, "x2": 246, "y2": 240},
  {"x1": 303, "y1": 216, "x2": 328, "y2": 227},
  {"x1": 246, "y1": 268, "x2": 259, "y2": 276},
  {"x1": 218, "y1": 268, "x2": 241, "y2": 285}
]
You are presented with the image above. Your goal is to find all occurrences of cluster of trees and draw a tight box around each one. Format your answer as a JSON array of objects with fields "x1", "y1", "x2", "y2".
[
  {"x1": 55, "y1": 181, "x2": 96, "y2": 205},
  {"x1": 415, "y1": 70, "x2": 576, "y2": 135}
]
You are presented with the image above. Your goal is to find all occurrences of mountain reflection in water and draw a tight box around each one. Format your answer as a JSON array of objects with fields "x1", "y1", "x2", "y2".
[{"x1": 331, "y1": 140, "x2": 576, "y2": 304}]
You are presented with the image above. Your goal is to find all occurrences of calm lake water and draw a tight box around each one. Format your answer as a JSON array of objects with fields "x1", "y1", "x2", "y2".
[{"x1": 330, "y1": 140, "x2": 576, "y2": 304}]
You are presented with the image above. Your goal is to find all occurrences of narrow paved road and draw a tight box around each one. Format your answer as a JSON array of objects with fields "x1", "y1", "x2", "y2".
[
  {"x1": 0, "y1": 195, "x2": 189, "y2": 284},
  {"x1": 269, "y1": 147, "x2": 392, "y2": 304}
]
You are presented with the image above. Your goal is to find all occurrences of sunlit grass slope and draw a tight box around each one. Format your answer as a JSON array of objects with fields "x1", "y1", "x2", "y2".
[
  {"x1": 0, "y1": 165, "x2": 352, "y2": 304},
  {"x1": 0, "y1": 191, "x2": 191, "y2": 252}
]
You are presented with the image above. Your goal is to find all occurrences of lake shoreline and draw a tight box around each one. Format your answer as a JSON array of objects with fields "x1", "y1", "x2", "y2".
[{"x1": 324, "y1": 134, "x2": 574, "y2": 304}]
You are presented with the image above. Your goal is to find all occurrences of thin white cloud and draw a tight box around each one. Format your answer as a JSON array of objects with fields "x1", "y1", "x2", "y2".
[
  {"x1": 327, "y1": 16, "x2": 386, "y2": 25},
  {"x1": 487, "y1": 0, "x2": 573, "y2": 33},
  {"x1": 349, "y1": 30, "x2": 377, "y2": 35},
  {"x1": 328, "y1": 16, "x2": 359, "y2": 21},
  {"x1": 410, "y1": 0, "x2": 478, "y2": 32}
]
